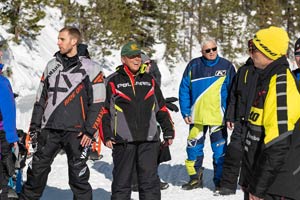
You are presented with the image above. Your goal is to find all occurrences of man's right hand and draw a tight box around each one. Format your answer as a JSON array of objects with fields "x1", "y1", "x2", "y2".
[
  {"x1": 29, "y1": 129, "x2": 40, "y2": 153},
  {"x1": 226, "y1": 121, "x2": 234, "y2": 130},
  {"x1": 184, "y1": 116, "x2": 192, "y2": 124},
  {"x1": 105, "y1": 139, "x2": 116, "y2": 149}
]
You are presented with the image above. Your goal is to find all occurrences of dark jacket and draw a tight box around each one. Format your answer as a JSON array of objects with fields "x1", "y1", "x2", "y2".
[
  {"x1": 102, "y1": 65, "x2": 174, "y2": 143},
  {"x1": 225, "y1": 58, "x2": 258, "y2": 122},
  {"x1": 30, "y1": 44, "x2": 106, "y2": 137},
  {"x1": 239, "y1": 56, "x2": 300, "y2": 199},
  {"x1": 149, "y1": 60, "x2": 161, "y2": 87}
]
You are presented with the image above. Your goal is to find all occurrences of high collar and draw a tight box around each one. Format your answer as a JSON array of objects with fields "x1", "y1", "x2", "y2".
[
  {"x1": 201, "y1": 55, "x2": 220, "y2": 67},
  {"x1": 258, "y1": 56, "x2": 289, "y2": 80}
]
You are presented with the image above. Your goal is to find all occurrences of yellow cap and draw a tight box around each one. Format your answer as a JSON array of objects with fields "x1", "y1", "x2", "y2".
[{"x1": 253, "y1": 26, "x2": 289, "y2": 60}]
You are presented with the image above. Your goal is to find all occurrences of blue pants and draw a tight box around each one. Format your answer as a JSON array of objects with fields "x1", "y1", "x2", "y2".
[{"x1": 185, "y1": 124, "x2": 227, "y2": 186}]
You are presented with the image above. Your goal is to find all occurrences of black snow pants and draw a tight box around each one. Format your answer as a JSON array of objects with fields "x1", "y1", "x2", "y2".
[
  {"x1": 19, "y1": 129, "x2": 92, "y2": 200},
  {"x1": 112, "y1": 141, "x2": 161, "y2": 200},
  {"x1": 220, "y1": 121, "x2": 248, "y2": 191},
  {"x1": 0, "y1": 132, "x2": 11, "y2": 200}
]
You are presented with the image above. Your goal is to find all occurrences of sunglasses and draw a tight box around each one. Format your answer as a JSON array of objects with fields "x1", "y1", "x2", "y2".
[
  {"x1": 204, "y1": 47, "x2": 217, "y2": 53},
  {"x1": 144, "y1": 62, "x2": 151, "y2": 65},
  {"x1": 295, "y1": 51, "x2": 300, "y2": 56},
  {"x1": 248, "y1": 44, "x2": 259, "y2": 53}
]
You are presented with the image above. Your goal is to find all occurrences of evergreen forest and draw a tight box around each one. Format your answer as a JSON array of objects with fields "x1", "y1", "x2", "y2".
[{"x1": 1, "y1": 0, "x2": 300, "y2": 66}]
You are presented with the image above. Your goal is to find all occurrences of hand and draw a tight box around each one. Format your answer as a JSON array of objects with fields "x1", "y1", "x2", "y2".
[
  {"x1": 249, "y1": 193, "x2": 264, "y2": 200},
  {"x1": 163, "y1": 139, "x2": 173, "y2": 146},
  {"x1": 30, "y1": 130, "x2": 40, "y2": 153},
  {"x1": 166, "y1": 102, "x2": 179, "y2": 112},
  {"x1": 165, "y1": 97, "x2": 178, "y2": 103},
  {"x1": 105, "y1": 140, "x2": 116, "y2": 149},
  {"x1": 226, "y1": 121, "x2": 234, "y2": 130},
  {"x1": 78, "y1": 132, "x2": 93, "y2": 147},
  {"x1": 184, "y1": 116, "x2": 192, "y2": 124}
]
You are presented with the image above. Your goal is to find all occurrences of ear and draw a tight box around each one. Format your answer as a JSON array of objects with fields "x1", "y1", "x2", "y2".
[
  {"x1": 121, "y1": 56, "x2": 125, "y2": 64},
  {"x1": 71, "y1": 37, "x2": 78, "y2": 46}
]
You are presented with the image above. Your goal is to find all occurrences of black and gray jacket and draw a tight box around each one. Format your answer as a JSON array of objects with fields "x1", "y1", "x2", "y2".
[
  {"x1": 102, "y1": 64, "x2": 174, "y2": 143},
  {"x1": 30, "y1": 44, "x2": 106, "y2": 137}
]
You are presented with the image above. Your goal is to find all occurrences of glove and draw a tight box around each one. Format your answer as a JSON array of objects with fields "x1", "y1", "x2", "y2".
[
  {"x1": 166, "y1": 102, "x2": 179, "y2": 112},
  {"x1": 29, "y1": 129, "x2": 40, "y2": 153},
  {"x1": 165, "y1": 97, "x2": 178, "y2": 103}
]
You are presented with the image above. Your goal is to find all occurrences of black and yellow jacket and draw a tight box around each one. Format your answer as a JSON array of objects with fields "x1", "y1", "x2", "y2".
[
  {"x1": 102, "y1": 65, "x2": 174, "y2": 143},
  {"x1": 239, "y1": 56, "x2": 300, "y2": 199}
]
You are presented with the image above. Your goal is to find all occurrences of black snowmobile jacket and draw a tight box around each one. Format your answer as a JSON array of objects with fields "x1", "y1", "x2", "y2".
[
  {"x1": 225, "y1": 57, "x2": 258, "y2": 123},
  {"x1": 102, "y1": 64, "x2": 175, "y2": 143},
  {"x1": 239, "y1": 56, "x2": 300, "y2": 199},
  {"x1": 30, "y1": 44, "x2": 106, "y2": 137}
]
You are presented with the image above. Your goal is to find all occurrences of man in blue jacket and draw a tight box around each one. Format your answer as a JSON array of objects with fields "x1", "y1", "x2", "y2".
[
  {"x1": 179, "y1": 38, "x2": 236, "y2": 191},
  {"x1": 0, "y1": 50, "x2": 19, "y2": 200}
]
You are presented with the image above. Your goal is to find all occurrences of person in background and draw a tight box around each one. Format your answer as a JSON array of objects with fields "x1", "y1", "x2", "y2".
[
  {"x1": 179, "y1": 37, "x2": 236, "y2": 191},
  {"x1": 102, "y1": 41, "x2": 175, "y2": 200},
  {"x1": 239, "y1": 26, "x2": 300, "y2": 200},
  {"x1": 19, "y1": 27, "x2": 106, "y2": 200},
  {"x1": 0, "y1": 50, "x2": 19, "y2": 200},
  {"x1": 218, "y1": 40, "x2": 259, "y2": 196},
  {"x1": 141, "y1": 53, "x2": 162, "y2": 86},
  {"x1": 293, "y1": 38, "x2": 300, "y2": 81}
]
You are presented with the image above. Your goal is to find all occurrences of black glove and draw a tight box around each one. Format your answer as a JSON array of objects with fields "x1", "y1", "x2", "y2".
[
  {"x1": 166, "y1": 102, "x2": 179, "y2": 112},
  {"x1": 29, "y1": 129, "x2": 40, "y2": 153},
  {"x1": 165, "y1": 97, "x2": 178, "y2": 103}
]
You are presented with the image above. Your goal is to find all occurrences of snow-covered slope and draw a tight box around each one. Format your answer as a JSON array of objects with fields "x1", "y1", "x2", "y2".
[{"x1": 1, "y1": 7, "x2": 244, "y2": 200}]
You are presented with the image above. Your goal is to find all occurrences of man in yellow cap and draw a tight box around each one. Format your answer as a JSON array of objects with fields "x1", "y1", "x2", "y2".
[{"x1": 239, "y1": 26, "x2": 300, "y2": 200}]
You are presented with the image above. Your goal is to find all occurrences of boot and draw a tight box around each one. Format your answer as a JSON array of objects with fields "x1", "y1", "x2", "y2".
[
  {"x1": 218, "y1": 187, "x2": 236, "y2": 195},
  {"x1": 160, "y1": 181, "x2": 169, "y2": 190},
  {"x1": 182, "y1": 167, "x2": 204, "y2": 190}
]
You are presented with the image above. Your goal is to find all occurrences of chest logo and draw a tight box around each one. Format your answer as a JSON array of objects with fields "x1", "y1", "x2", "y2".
[{"x1": 215, "y1": 70, "x2": 227, "y2": 76}]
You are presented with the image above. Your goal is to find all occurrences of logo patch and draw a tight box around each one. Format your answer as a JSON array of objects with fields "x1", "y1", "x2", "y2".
[
  {"x1": 215, "y1": 70, "x2": 227, "y2": 76},
  {"x1": 79, "y1": 166, "x2": 87, "y2": 177},
  {"x1": 130, "y1": 44, "x2": 140, "y2": 51}
]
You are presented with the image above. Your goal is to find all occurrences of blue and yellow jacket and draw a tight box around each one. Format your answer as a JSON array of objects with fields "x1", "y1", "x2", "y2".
[{"x1": 179, "y1": 56, "x2": 236, "y2": 125}]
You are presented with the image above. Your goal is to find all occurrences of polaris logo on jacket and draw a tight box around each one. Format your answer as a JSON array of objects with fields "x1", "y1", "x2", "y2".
[{"x1": 117, "y1": 81, "x2": 151, "y2": 88}]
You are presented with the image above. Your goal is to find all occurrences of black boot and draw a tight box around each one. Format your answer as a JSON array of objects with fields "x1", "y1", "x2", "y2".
[
  {"x1": 182, "y1": 167, "x2": 204, "y2": 190},
  {"x1": 218, "y1": 187, "x2": 236, "y2": 195},
  {"x1": 160, "y1": 181, "x2": 169, "y2": 190}
]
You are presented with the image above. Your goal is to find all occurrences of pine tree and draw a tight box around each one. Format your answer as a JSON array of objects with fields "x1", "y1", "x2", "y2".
[
  {"x1": 0, "y1": 0, "x2": 46, "y2": 43},
  {"x1": 157, "y1": 0, "x2": 181, "y2": 63}
]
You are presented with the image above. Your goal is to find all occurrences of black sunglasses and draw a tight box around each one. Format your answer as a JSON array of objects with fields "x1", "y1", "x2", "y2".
[
  {"x1": 204, "y1": 47, "x2": 217, "y2": 53},
  {"x1": 248, "y1": 44, "x2": 259, "y2": 53},
  {"x1": 295, "y1": 51, "x2": 300, "y2": 56}
]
